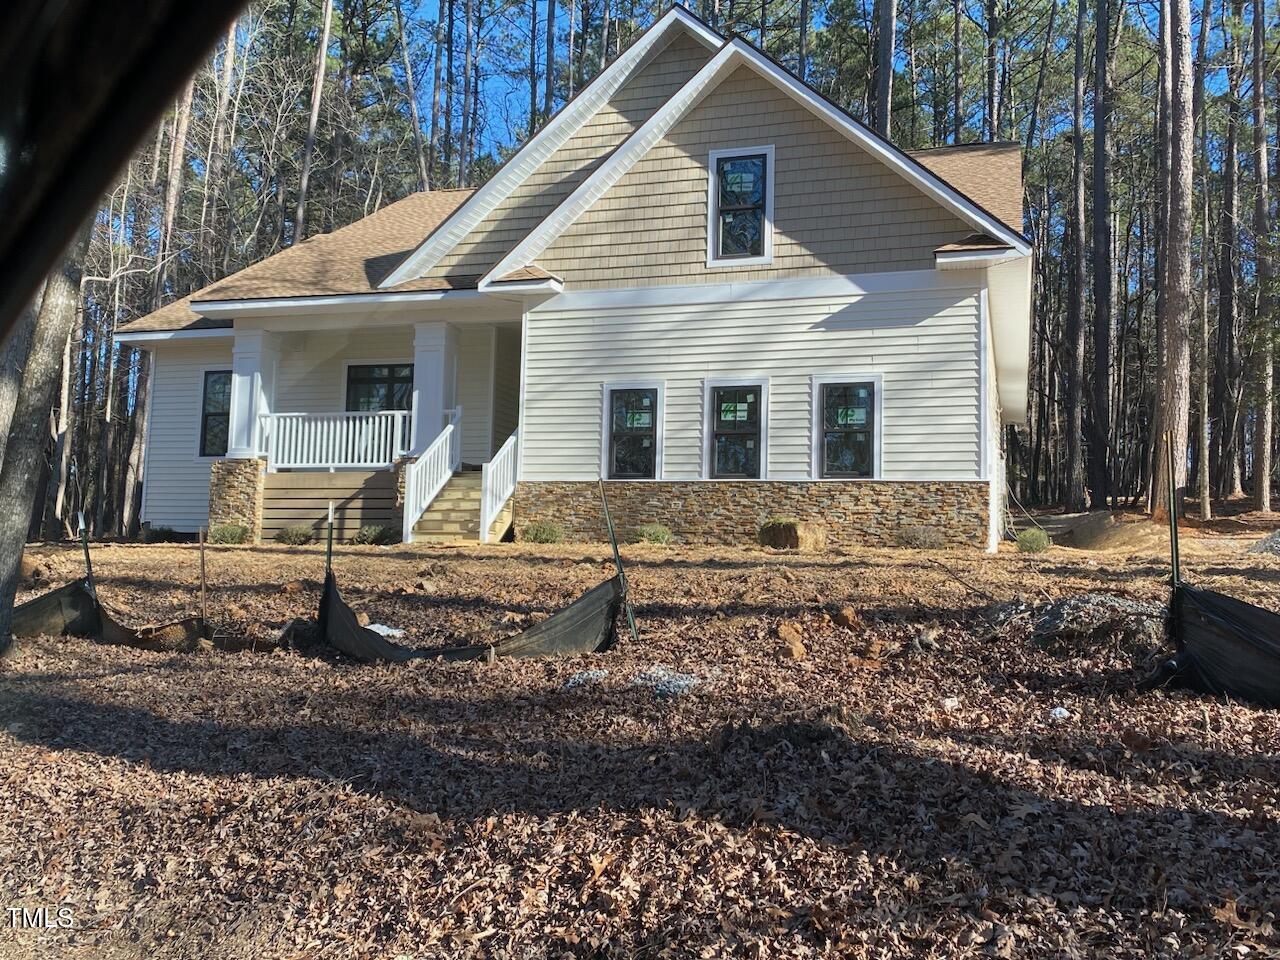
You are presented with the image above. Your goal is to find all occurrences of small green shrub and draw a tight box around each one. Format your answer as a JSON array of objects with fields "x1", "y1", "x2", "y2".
[
  {"x1": 208, "y1": 523, "x2": 250, "y2": 545},
  {"x1": 521, "y1": 520, "x2": 563, "y2": 543},
  {"x1": 895, "y1": 525, "x2": 945, "y2": 549},
  {"x1": 1017, "y1": 528, "x2": 1052, "y2": 553},
  {"x1": 760, "y1": 515, "x2": 799, "y2": 532},
  {"x1": 632, "y1": 522, "x2": 675, "y2": 545},
  {"x1": 275, "y1": 525, "x2": 315, "y2": 546},
  {"x1": 351, "y1": 524, "x2": 397, "y2": 546}
]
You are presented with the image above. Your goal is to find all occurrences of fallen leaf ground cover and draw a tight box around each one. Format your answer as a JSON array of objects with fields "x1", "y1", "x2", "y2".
[{"x1": 1, "y1": 534, "x2": 1278, "y2": 959}]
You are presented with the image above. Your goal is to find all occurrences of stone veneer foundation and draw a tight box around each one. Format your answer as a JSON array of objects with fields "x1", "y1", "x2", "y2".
[
  {"x1": 514, "y1": 480, "x2": 990, "y2": 548},
  {"x1": 208, "y1": 458, "x2": 266, "y2": 540}
]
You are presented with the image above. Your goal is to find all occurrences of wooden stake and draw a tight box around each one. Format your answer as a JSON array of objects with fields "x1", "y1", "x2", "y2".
[{"x1": 199, "y1": 526, "x2": 207, "y2": 623}]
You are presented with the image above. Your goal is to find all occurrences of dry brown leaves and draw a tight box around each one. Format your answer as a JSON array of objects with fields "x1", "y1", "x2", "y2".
[{"x1": 1, "y1": 537, "x2": 1278, "y2": 958}]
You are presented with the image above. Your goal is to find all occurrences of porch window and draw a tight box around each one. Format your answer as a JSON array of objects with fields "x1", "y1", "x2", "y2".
[
  {"x1": 607, "y1": 387, "x2": 658, "y2": 479},
  {"x1": 819, "y1": 381, "x2": 875, "y2": 478},
  {"x1": 708, "y1": 146, "x2": 774, "y2": 265},
  {"x1": 346, "y1": 364, "x2": 413, "y2": 412},
  {"x1": 709, "y1": 385, "x2": 762, "y2": 479},
  {"x1": 199, "y1": 370, "x2": 232, "y2": 458}
]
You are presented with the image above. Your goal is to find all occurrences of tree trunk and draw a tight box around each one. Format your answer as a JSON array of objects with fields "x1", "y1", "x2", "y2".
[
  {"x1": 429, "y1": 19, "x2": 444, "y2": 185},
  {"x1": 1193, "y1": 0, "x2": 1212, "y2": 519},
  {"x1": 395, "y1": 0, "x2": 429, "y2": 192},
  {"x1": 43, "y1": 320, "x2": 75, "y2": 540},
  {"x1": 120, "y1": 351, "x2": 150, "y2": 537},
  {"x1": 874, "y1": 0, "x2": 896, "y2": 137},
  {"x1": 798, "y1": 0, "x2": 810, "y2": 80},
  {"x1": 952, "y1": 0, "x2": 962, "y2": 141},
  {"x1": 152, "y1": 77, "x2": 195, "y2": 307},
  {"x1": 1089, "y1": 0, "x2": 1112, "y2": 507},
  {"x1": 1251, "y1": 0, "x2": 1273, "y2": 511},
  {"x1": 1063, "y1": 0, "x2": 1088, "y2": 513},
  {"x1": 294, "y1": 0, "x2": 333, "y2": 243},
  {"x1": 458, "y1": 0, "x2": 476, "y2": 185},
  {"x1": 0, "y1": 225, "x2": 93, "y2": 654},
  {"x1": 529, "y1": 0, "x2": 540, "y2": 132},
  {"x1": 1151, "y1": 0, "x2": 1194, "y2": 520},
  {"x1": 544, "y1": 0, "x2": 556, "y2": 116}
]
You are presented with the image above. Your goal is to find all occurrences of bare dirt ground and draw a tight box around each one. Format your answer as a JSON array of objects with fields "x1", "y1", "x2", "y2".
[{"x1": 1, "y1": 528, "x2": 1278, "y2": 959}]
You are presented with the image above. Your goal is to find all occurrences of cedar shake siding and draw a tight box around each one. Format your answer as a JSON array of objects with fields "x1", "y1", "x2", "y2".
[
  {"x1": 428, "y1": 32, "x2": 713, "y2": 283},
  {"x1": 535, "y1": 66, "x2": 977, "y2": 288}
]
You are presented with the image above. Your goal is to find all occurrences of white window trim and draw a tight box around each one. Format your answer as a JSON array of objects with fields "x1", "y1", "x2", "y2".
[
  {"x1": 339, "y1": 358, "x2": 416, "y2": 411},
  {"x1": 600, "y1": 381, "x2": 665, "y2": 481},
  {"x1": 706, "y1": 145, "x2": 775, "y2": 268},
  {"x1": 810, "y1": 373, "x2": 884, "y2": 480},
  {"x1": 194, "y1": 365, "x2": 234, "y2": 462},
  {"x1": 702, "y1": 377, "x2": 770, "y2": 480}
]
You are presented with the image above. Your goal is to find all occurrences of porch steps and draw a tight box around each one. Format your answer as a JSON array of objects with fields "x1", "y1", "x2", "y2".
[
  {"x1": 410, "y1": 472, "x2": 515, "y2": 544},
  {"x1": 262, "y1": 470, "x2": 398, "y2": 541},
  {"x1": 413, "y1": 473, "x2": 483, "y2": 542}
]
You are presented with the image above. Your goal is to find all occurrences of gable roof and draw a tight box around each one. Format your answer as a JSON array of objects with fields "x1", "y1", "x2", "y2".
[
  {"x1": 118, "y1": 189, "x2": 475, "y2": 332},
  {"x1": 478, "y1": 38, "x2": 1031, "y2": 287},
  {"x1": 377, "y1": 6, "x2": 721, "y2": 289}
]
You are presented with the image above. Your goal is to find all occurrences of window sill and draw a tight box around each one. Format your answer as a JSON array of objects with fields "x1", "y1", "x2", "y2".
[{"x1": 705, "y1": 254, "x2": 773, "y2": 269}]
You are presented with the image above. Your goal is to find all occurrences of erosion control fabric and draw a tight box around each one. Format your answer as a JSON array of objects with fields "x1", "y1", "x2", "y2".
[
  {"x1": 1144, "y1": 584, "x2": 1280, "y2": 708},
  {"x1": 12, "y1": 578, "x2": 211, "y2": 652},
  {"x1": 318, "y1": 569, "x2": 624, "y2": 663}
]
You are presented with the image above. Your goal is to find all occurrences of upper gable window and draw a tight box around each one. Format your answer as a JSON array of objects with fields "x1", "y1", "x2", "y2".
[{"x1": 707, "y1": 146, "x2": 774, "y2": 267}]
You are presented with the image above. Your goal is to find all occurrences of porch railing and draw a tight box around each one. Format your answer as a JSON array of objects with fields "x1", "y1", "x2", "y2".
[
  {"x1": 480, "y1": 429, "x2": 518, "y2": 543},
  {"x1": 259, "y1": 410, "x2": 411, "y2": 470},
  {"x1": 401, "y1": 406, "x2": 462, "y2": 542}
]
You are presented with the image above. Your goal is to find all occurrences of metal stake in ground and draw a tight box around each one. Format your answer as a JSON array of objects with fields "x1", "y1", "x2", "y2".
[
  {"x1": 1165, "y1": 431, "x2": 1181, "y2": 587},
  {"x1": 78, "y1": 512, "x2": 96, "y2": 599},
  {"x1": 199, "y1": 527, "x2": 207, "y2": 623},
  {"x1": 598, "y1": 480, "x2": 640, "y2": 645},
  {"x1": 326, "y1": 501, "x2": 334, "y2": 574}
]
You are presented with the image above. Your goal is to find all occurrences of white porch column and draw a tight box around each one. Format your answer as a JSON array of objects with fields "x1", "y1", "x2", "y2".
[
  {"x1": 411, "y1": 321, "x2": 457, "y2": 451},
  {"x1": 226, "y1": 329, "x2": 279, "y2": 459}
]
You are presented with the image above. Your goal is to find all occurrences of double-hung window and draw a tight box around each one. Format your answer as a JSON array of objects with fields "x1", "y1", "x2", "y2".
[
  {"x1": 709, "y1": 384, "x2": 763, "y2": 479},
  {"x1": 345, "y1": 363, "x2": 414, "y2": 412},
  {"x1": 818, "y1": 381, "x2": 876, "y2": 478},
  {"x1": 199, "y1": 370, "x2": 232, "y2": 458},
  {"x1": 606, "y1": 387, "x2": 659, "y2": 479},
  {"x1": 708, "y1": 146, "x2": 774, "y2": 265}
]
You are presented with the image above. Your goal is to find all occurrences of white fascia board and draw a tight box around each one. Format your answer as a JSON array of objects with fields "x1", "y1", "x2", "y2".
[
  {"x1": 192, "y1": 289, "x2": 490, "y2": 318},
  {"x1": 483, "y1": 38, "x2": 1031, "y2": 284},
  {"x1": 935, "y1": 249, "x2": 1020, "y2": 269},
  {"x1": 378, "y1": 8, "x2": 722, "y2": 289},
  {"x1": 114, "y1": 327, "x2": 233, "y2": 344}
]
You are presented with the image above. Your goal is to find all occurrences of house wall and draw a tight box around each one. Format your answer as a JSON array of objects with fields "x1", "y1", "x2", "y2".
[
  {"x1": 431, "y1": 32, "x2": 712, "y2": 282},
  {"x1": 491, "y1": 325, "x2": 521, "y2": 447},
  {"x1": 519, "y1": 272, "x2": 986, "y2": 485},
  {"x1": 536, "y1": 66, "x2": 975, "y2": 288},
  {"x1": 272, "y1": 325, "x2": 494, "y2": 461},
  {"x1": 141, "y1": 338, "x2": 234, "y2": 531}
]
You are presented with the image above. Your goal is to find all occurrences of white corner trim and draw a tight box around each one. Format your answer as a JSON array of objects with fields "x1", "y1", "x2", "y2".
[
  {"x1": 702, "y1": 376, "x2": 770, "y2": 480},
  {"x1": 482, "y1": 38, "x2": 1030, "y2": 284},
  {"x1": 705, "y1": 144, "x2": 774, "y2": 268},
  {"x1": 599, "y1": 380, "x2": 666, "y2": 481},
  {"x1": 809, "y1": 373, "x2": 884, "y2": 480},
  {"x1": 380, "y1": 8, "x2": 722, "y2": 289}
]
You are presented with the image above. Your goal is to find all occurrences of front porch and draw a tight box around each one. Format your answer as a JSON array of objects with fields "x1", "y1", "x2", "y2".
[{"x1": 213, "y1": 320, "x2": 521, "y2": 543}]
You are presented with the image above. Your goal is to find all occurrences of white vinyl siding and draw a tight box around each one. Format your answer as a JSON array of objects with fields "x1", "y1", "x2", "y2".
[
  {"x1": 141, "y1": 339, "x2": 233, "y2": 531},
  {"x1": 521, "y1": 277, "x2": 984, "y2": 481},
  {"x1": 273, "y1": 326, "x2": 493, "y2": 462}
]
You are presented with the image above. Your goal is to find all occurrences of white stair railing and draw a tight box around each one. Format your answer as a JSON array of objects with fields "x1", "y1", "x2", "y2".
[
  {"x1": 479, "y1": 429, "x2": 519, "y2": 543},
  {"x1": 401, "y1": 407, "x2": 462, "y2": 542},
  {"x1": 259, "y1": 410, "x2": 410, "y2": 470}
]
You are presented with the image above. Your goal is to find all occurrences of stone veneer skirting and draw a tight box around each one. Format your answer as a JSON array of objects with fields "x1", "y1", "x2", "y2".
[
  {"x1": 208, "y1": 458, "x2": 266, "y2": 540},
  {"x1": 514, "y1": 480, "x2": 990, "y2": 548}
]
